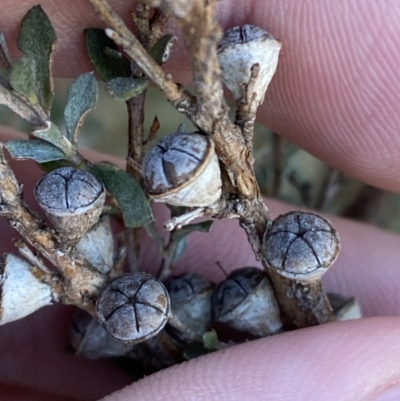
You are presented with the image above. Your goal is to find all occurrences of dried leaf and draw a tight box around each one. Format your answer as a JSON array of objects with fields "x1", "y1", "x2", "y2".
[
  {"x1": 9, "y1": 56, "x2": 38, "y2": 106},
  {"x1": 32, "y1": 121, "x2": 75, "y2": 158},
  {"x1": 171, "y1": 220, "x2": 213, "y2": 244},
  {"x1": 64, "y1": 72, "x2": 98, "y2": 142},
  {"x1": 90, "y1": 163, "x2": 152, "y2": 228},
  {"x1": 5, "y1": 139, "x2": 66, "y2": 163},
  {"x1": 105, "y1": 77, "x2": 148, "y2": 102},
  {"x1": 17, "y1": 5, "x2": 56, "y2": 114},
  {"x1": 150, "y1": 35, "x2": 176, "y2": 65},
  {"x1": 85, "y1": 28, "x2": 131, "y2": 82}
]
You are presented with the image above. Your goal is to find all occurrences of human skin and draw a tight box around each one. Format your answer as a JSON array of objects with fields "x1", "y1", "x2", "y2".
[{"x1": 0, "y1": 1, "x2": 400, "y2": 400}]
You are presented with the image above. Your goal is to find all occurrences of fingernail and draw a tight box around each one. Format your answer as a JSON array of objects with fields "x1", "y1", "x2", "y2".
[{"x1": 375, "y1": 386, "x2": 400, "y2": 401}]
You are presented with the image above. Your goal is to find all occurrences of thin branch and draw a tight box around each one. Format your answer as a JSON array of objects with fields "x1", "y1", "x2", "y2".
[
  {"x1": 234, "y1": 64, "x2": 260, "y2": 152},
  {"x1": 15, "y1": 239, "x2": 52, "y2": 275}
]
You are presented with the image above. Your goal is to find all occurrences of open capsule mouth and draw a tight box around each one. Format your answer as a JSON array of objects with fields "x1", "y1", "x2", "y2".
[{"x1": 143, "y1": 133, "x2": 216, "y2": 197}]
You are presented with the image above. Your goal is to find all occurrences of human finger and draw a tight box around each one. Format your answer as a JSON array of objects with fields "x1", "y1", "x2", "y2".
[
  {"x1": 101, "y1": 317, "x2": 400, "y2": 401},
  {"x1": 0, "y1": 1, "x2": 399, "y2": 191}
]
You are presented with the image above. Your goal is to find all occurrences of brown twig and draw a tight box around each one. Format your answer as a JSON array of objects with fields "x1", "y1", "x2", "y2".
[
  {"x1": 126, "y1": 93, "x2": 146, "y2": 272},
  {"x1": 126, "y1": 4, "x2": 170, "y2": 273}
]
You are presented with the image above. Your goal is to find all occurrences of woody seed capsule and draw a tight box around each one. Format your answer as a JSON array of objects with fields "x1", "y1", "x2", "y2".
[
  {"x1": 35, "y1": 167, "x2": 106, "y2": 242},
  {"x1": 164, "y1": 273, "x2": 215, "y2": 339},
  {"x1": 218, "y1": 24, "x2": 281, "y2": 106},
  {"x1": 0, "y1": 254, "x2": 54, "y2": 325},
  {"x1": 263, "y1": 211, "x2": 340, "y2": 280},
  {"x1": 70, "y1": 310, "x2": 133, "y2": 359},
  {"x1": 262, "y1": 211, "x2": 340, "y2": 326},
  {"x1": 143, "y1": 131, "x2": 222, "y2": 207},
  {"x1": 212, "y1": 267, "x2": 282, "y2": 337},
  {"x1": 96, "y1": 272, "x2": 170, "y2": 342},
  {"x1": 76, "y1": 216, "x2": 114, "y2": 274}
]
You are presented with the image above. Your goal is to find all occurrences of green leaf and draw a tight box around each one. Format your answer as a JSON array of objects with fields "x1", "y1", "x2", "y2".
[
  {"x1": 171, "y1": 220, "x2": 213, "y2": 244},
  {"x1": 17, "y1": 5, "x2": 56, "y2": 114},
  {"x1": 10, "y1": 56, "x2": 38, "y2": 106},
  {"x1": 105, "y1": 77, "x2": 148, "y2": 102},
  {"x1": 90, "y1": 163, "x2": 152, "y2": 228},
  {"x1": 203, "y1": 330, "x2": 219, "y2": 351},
  {"x1": 85, "y1": 28, "x2": 131, "y2": 82},
  {"x1": 32, "y1": 121, "x2": 75, "y2": 157},
  {"x1": 150, "y1": 35, "x2": 176, "y2": 65},
  {"x1": 5, "y1": 139, "x2": 66, "y2": 163},
  {"x1": 64, "y1": 72, "x2": 98, "y2": 142},
  {"x1": 40, "y1": 159, "x2": 75, "y2": 173}
]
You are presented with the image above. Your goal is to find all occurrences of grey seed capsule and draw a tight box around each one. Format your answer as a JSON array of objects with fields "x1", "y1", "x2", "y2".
[
  {"x1": 212, "y1": 267, "x2": 282, "y2": 337},
  {"x1": 218, "y1": 24, "x2": 281, "y2": 105},
  {"x1": 164, "y1": 273, "x2": 215, "y2": 339},
  {"x1": 35, "y1": 167, "x2": 105, "y2": 242},
  {"x1": 0, "y1": 254, "x2": 54, "y2": 325},
  {"x1": 96, "y1": 272, "x2": 170, "y2": 342},
  {"x1": 76, "y1": 216, "x2": 114, "y2": 274},
  {"x1": 263, "y1": 211, "x2": 340, "y2": 280},
  {"x1": 143, "y1": 131, "x2": 221, "y2": 207},
  {"x1": 70, "y1": 310, "x2": 133, "y2": 359},
  {"x1": 327, "y1": 292, "x2": 362, "y2": 321}
]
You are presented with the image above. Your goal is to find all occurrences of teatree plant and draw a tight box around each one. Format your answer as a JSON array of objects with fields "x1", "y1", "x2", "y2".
[{"x1": 0, "y1": 1, "x2": 360, "y2": 373}]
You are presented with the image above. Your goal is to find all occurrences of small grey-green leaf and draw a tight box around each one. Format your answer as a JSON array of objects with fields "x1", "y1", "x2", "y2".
[
  {"x1": 10, "y1": 56, "x2": 38, "y2": 105},
  {"x1": 64, "y1": 72, "x2": 98, "y2": 142},
  {"x1": 17, "y1": 5, "x2": 56, "y2": 114},
  {"x1": 171, "y1": 220, "x2": 213, "y2": 244},
  {"x1": 203, "y1": 330, "x2": 219, "y2": 351},
  {"x1": 32, "y1": 121, "x2": 75, "y2": 157},
  {"x1": 105, "y1": 77, "x2": 148, "y2": 102},
  {"x1": 90, "y1": 163, "x2": 152, "y2": 228},
  {"x1": 150, "y1": 35, "x2": 176, "y2": 65},
  {"x1": 85, "y1": 28, "x2": 131, "y2": 82},
  {"x1": 5, "y1": 139, "x2": 66, "y2": 163}
]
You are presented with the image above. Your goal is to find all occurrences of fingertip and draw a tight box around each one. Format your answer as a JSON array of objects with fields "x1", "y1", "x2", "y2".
[{"x1": 101, "y1": 317, "x2": 400, "y2": 401}]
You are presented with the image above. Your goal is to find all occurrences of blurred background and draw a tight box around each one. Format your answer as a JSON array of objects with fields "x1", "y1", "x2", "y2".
[{"x1": 2, "y1": 77, "x2": 399, "y2": 232}]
